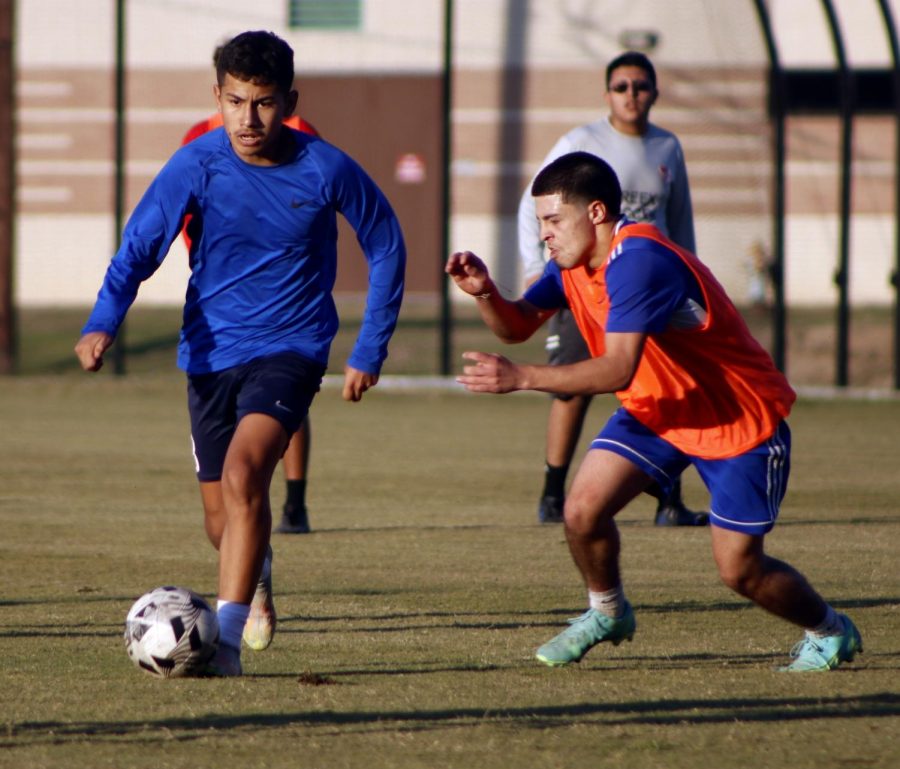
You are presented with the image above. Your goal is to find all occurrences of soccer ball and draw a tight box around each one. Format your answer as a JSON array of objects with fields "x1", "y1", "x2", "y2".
[{"x1": 124, "y1": 586, "x2": 219, "y2": 677}]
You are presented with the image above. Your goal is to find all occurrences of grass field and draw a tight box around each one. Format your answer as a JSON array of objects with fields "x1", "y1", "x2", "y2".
[
  {"x1": 10, "y1": 300, "x2": 900, "y2": 388},
  {"x1": 1, "y1": 360, "x2": 898, "y2": 768},
  {"x1": 11, "y1": 299, "x2": 555, "y2": 378}
]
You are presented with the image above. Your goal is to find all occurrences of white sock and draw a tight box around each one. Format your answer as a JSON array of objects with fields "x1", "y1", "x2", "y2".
[
  {"x1": 217, "y1": 600, "x2": 250, "y2": 650},
  {"x1": 588, "y1": 586, "x2": 626, "y2": 619},
  {"x1": 808, "y1": 605, "x2": 844, "y2": 638}
]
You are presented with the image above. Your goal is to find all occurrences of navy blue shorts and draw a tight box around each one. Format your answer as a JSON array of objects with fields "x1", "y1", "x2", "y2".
[
  {"x1": 591, "y1": 408, "x2": 791, "y2": 535},
  {"x1": 187, "y1": 352, "x2": 325, "y2": 482}
]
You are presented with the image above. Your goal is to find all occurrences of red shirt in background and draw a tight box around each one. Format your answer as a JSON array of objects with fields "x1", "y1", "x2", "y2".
[{"x1": 181, "y1": 113, "x2": 319, "y2": 145}]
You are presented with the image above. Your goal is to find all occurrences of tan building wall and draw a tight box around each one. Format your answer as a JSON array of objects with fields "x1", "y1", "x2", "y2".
[
  {"x1": 14, "y1": 0, "x2": 900, "y2": 307},
  {"x1": 17, "y1": 68, "x2": 443, "y2": 299}
]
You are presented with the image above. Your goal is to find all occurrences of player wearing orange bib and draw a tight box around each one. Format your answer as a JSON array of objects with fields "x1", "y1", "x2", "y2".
[
  {"x1": 560, "y1": 221, "x2": 794, "y2": 459},
  {"x1": 445, "y1": 151, "x2": 861, "y2": 672},
  {"x1": 518, "y1": 50, "x2": 705, "y2": 527}
]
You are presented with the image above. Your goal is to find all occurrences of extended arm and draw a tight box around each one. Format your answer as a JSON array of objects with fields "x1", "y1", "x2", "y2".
[
  {"x1": 334, "y1": 153, "x2": 406, "y2": 400},
  {"x1": 457, "y1": 330, "x2": 646, "y2": 396},
  {"x1": 76, "y1": 154, "x2": 194, "y2": 372},
  {"x1": 444, "y1": 251, "x2": 552, "y2": 343}
]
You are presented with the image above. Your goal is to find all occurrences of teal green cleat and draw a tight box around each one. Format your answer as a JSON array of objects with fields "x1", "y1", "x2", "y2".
[
  {"x1": 779, "y1": 614, "x2": 863, "y2": 672},
  {"x1": 536, "y1": 604, "x2": 636, "y2": 667}
]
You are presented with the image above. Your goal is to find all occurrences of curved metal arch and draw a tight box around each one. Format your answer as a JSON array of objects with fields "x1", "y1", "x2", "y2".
[
  {"x1": 875, "y1": 0, "x2": 900, "y2": 388},
  {"x1": 820, "y1": 0, "x2": 854, "y2": 387},
  {"x1": 752, "y1": 0, "x2": 900, "y2": 387},
  {"x1": 750, "y1": 0, "x2": 787, "y2": 373}
]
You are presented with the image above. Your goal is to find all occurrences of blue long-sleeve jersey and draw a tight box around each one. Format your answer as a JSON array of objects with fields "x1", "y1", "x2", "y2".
[{"x1": 82, "y1": 128, "x2": 406, "y2": 374}]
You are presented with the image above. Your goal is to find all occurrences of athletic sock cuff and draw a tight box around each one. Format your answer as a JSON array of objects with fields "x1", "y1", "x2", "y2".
[{"x1": 217, "y1": 600, "x2": 250, "y2": 651}]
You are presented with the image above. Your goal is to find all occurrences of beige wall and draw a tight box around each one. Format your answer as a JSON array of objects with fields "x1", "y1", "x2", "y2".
[{"x1": 14, "y1": 0, "x2": 900, "y2": 307}]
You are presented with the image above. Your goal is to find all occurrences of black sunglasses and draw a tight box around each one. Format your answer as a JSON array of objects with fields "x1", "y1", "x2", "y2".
[{"x1": 609, "y1": 80, "x2": 654, "y2": 94}]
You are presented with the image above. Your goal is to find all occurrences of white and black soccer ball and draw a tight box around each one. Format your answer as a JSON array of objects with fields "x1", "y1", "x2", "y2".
[{"x1": 124, "y1": 586, "x2": 219, "y2": 678}]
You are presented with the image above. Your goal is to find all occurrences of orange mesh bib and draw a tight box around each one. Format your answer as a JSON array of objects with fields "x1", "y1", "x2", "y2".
[{"x1": 561, "y1": 223, "x2": 794, "y2": 458}]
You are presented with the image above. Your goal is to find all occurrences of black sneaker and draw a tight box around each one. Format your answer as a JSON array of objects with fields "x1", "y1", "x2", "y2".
[
  {"x1": 538, "y1": 495, "x2": 565, "y2": 524},
  {"x1": 275, "y1": 504, "x2": 311, "y2": 534},
  {"x1": 654, "y1": 501, "x2": 709, "y2": 527}
]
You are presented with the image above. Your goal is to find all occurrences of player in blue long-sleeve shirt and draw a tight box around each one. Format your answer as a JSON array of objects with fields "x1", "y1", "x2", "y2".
[{"x1": 75, "y1": 31, "x2": 406, "y2": 676}]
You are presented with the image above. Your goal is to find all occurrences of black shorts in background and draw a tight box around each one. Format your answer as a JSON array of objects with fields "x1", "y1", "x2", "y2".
[{"x1": 545, "y1": 309, "x2": 591, "y2": 401}]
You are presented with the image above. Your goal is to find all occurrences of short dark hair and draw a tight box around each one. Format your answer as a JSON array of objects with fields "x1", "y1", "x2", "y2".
[
  {"x1": 605, "y1": 51, "x2": 656, "y2": 89},
  {"x1": 531, "y1": 152, "x2": 622, "y2": 217},
  {"x1": 216, "y1": 31, "x2": 295, "y2": 94}
]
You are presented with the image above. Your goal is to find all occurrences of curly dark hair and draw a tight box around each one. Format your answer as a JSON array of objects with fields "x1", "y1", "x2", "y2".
[{"x1": 216, "y1": 31, "x2": 295, "y2": 94}]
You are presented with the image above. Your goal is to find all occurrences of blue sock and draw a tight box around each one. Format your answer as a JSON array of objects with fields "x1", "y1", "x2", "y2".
[{"x1": 217, "y1": 600, "x2": 250, "y2": 650}]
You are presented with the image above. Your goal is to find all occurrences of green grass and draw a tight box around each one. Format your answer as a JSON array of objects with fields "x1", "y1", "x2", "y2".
[
  {"x1": 11, "y1": 301, "x2": 900, "y2": 387},
  {"x1": 12, "y1": 299, "x2": 550, "y2": 378},
  {"x1": 0, "y1": 373, "x2": 898, "y2": 769}
]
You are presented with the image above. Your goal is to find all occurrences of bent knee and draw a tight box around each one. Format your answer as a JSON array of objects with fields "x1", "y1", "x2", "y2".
[
  {"x1": 563, "y1": 497, "x2": 612, "y2": 536},
  {"x1": 221, "y1": 462, "x2": 253, "y2": 493},
  {"x1": 716, "y1": 560, "x2": 763, "y2": 596},
  {"x1": 219, "y1": 463, "x2": 269, "y2": 514},
  {"x1": 718, "y1": 569, "x2": 746, "y2": 595}
]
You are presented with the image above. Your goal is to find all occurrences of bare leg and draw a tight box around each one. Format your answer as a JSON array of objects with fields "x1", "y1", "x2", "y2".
[
  {"x1": 214, "y1": 413, "x2": 288, "y2": 603},
  {"x1": 710, "y1": 526, "x2": 828, "y2": 628},
  {"x1": 714, "y1": 529, "x2": 865, "y2": 669},
  {"x1": 534, "y1": 449, "x2": 649, "y2": 666},
  {"x1": 196, "y1": 413, "x2": 287, "y2": 673},
  {"x1": 545, "y1": 395, "x2": 592, "y2": 467},
  {"x1": 200, "y1": 481, "x2": 226, "y2": 550},
  {"x1": 563, "y1": 449, "x2": 652, "y2": 591}
]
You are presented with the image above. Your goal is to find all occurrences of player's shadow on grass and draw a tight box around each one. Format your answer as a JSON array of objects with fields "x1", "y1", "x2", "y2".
[
  {"x1": 0, "y1": 626, "x2": 121, "y2": 639},
  {"x1": 276, "y1": 648, "x2": 801, "y2": 678},
  {"x1": 7, "y1": 692, "x2": 899, "y2": 746},
  {"x1": 272, "y1": 595, "x2": 900, "y2": 630},
  {"x1": 0, "y1": 593, "x2": 140, "y2": 607}
]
